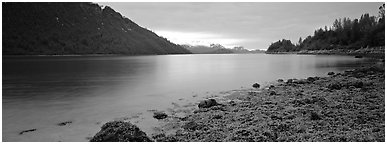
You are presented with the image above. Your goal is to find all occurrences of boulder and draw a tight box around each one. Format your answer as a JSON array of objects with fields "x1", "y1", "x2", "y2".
[
  {"x1": 307, "y1": 77, "x2": 317, "y2": 82},
  {"x1": 286, "y1": 79, "x2": 294, "y2": 84},
  {"x1": 198, "y1": 99, "x2": 218, "y2": 108},
  {"x1": 269, "y1": 91, "x2": 276, "y2": 95},
  {"x1": 153, "y1": 112, "x2": 168, "y2": 120},
  {"x1": 328, "y1": 72, "x2": 335, "y2": 75},
  {"x1": 277, "y1": 79, "x2": 284, "y2": 83},
  {"x1": 269, "y1": 85, "x2": 275, "y2": 89},
  {"x1": 90, "y1": 121, "x2": 152, "y2": 142},
  {"x1": 252, "y1": 83, "x2": 260, "y2": 89}
]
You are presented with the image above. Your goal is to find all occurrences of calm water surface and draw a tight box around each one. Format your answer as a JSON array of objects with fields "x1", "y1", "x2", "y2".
[{"x1": 2, "y1": 54, "x2": 377, "y2": 141}]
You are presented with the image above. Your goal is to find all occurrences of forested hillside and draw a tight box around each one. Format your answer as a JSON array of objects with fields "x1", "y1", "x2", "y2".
[
  {"x1": 267, "y1": 4, "x2": 385, "y2": 53},
  {"x1": 3, "y1": 2, "x2": 191, "y2": 55}
]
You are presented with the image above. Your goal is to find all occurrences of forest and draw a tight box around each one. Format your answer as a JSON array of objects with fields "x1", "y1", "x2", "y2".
[{"x1": 267, "y1": 4, "x2": 385, "y2": 52}]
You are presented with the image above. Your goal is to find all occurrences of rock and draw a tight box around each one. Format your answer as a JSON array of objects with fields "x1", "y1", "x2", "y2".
[
  {"x1": 248, "y1": 91, "x2": 261, "y2": 96},
  {"x1": 153, "y1": 112, "x2": 168, "y2": 120},
  {"x1": 310, "y1": 112, "x2": 321, "y2": 120},
  {"x1": 307, "y1": 77, "x2": 317, "y2": 82},
  {"x1": 152, "y1": 133, "x2": 179, "y2": 142},
  {"x1": 349, "y1": 81, "x2": 364, "y2": 88},
  {"x1": 354, "y1": 55, "x2": 363, "y2": 58},
  {"x1": 277, "y1": 79, "x2": 284, "y2": 83},
  {"x1": 90, "y1": 121, "x2": 152, "y2": 142},
  {"x1": 179, "y1": 116, "x2": 189, "y2": 121},
  {"x1": 269, "y1": 91, "x2": 276, "y2": 95},
  {"x1": 210, "y1": 105, "x2": 227, "y2": 111},
  {"x1": 286, "y1": 79, "x2": 294, "y2": 84},
  {"x1": 270, "y1": 115, "x2": 283, "y2": 120},
  {"x1": 328, "y1": 72, "x2": 335, "y2": 75},
  {"x1": 328, "y1": 82, "x2": 342, "y2": 90},
  {"x1": 344, "y1": 69, "x2": 354, "y2": 74},
  {"x1": 263, "y1": 101, "x2": 276, "y2": 105},
  {"x1": 293, "y1": 79, "x2": 308, "y2": 84},
  {"x1": 348, "y1": 86, "x2": 356, "y2": 90},
  {"x1": 57, "y1": 121, "x2": 72, "y2": 126},
  {"x1": 212, "y1": 115, "x2": 223, "y2": 119},
  {"x1": 193, "y1": 108, "x2": 211, "y2": 113},
  {"x1": 232, "y1": 129, "x2": 254, "y2": 141},
  {"x1": 229, "y1": 100, "x2": 236, "y2": 106},
  {"x1": 19, "y1": 128, "x2": 37, "y2": 135},
  {"x1": 252, "y1": 83, "x2": 260, "y2": 89},
  {"x1": 182, "y1": 121, "x2": 203, "y2": 131},
  {"x1": 198, "y1": 99, "x2": 218, "y2": 108},
  {"x1": 269, "y1": 85, "x2": 275, "y2": 89}
]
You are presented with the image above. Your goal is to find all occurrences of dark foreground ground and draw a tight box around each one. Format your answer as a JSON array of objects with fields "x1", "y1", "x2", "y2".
[{"x1": 91, "y1": 60, "x2": 385, "y2": 142}]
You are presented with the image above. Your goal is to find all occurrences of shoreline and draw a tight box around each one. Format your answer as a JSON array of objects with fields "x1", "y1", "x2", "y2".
[
  {"x1": 90, "y1": 59, "x2": 385, "y2": 142},
  {"x1": 265, "y1": 46, "x2": 385, "y2": 59},
  {"x1": 1, "y1": 53, "x2": 191, "y2": 57}
]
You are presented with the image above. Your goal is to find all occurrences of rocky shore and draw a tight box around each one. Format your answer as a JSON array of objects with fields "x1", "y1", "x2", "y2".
[
  {"x1": 91, "y1": 61, "x2": 385, "y2": 142},
  {"x1": 266, "y1": 46, "x2": 385, "y2": 59}
]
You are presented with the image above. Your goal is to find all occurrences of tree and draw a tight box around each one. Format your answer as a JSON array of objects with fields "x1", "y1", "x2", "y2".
[
  {"x1": 267, "y1": 39, "x2": 296, "y2": 52},
  {"x1": 298, "y1": 37, "x2": 303, "y2": 45},
  {"x1": 268, "y1": 4, "x2": 384, "y2": 52},
  {"x1": 379, "y1": 4, "x2": 385, "y2": 21},
  {"x1": 333, "y1": 18, "x2": 342, "y2": 31}
]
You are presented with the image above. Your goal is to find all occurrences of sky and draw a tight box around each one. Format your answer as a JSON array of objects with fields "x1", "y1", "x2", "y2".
[{"x1": 99, "y1": 2, "x2": 383, "y2": 50}]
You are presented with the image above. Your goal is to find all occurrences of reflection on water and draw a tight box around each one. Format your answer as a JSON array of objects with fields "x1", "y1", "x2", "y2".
[{"x1": 2, "y1": 54, "x2": 377, "y2": 141}]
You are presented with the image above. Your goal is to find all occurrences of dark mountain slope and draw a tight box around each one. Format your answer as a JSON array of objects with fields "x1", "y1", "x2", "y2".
[{"x1": 3, "y1": 2, "x2": 191, "y2": 55}]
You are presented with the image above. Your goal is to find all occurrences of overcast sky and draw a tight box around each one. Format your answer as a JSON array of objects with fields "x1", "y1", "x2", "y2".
[{"x1": 99, "y1": 2, "x2": 383, "y2": 50}]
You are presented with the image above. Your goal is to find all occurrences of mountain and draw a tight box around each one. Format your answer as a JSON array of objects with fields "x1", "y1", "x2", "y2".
[
  {"x1": 181, "y1": 45, "x2": 219, "y2": 54},
  {"x1": 230, "y1": 46, "x2": 266, "y2": 53},
  {"x1": 3, "y1": 2, "x2": 191, "y2": 55},
  {"x1": 182, "y1": 44, "x2": 265, "y2": 54},
  {"x1": 181, "y1": 44, "x2": 233, "y2": 54}
]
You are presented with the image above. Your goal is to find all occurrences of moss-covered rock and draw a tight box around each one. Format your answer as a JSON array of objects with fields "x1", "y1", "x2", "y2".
[
  {"x1": 90, "y1": 121, "x2": 152, "y2": 142},
  {"x1": 198, "y1": 99, "x2": 218, "y2": 108}
]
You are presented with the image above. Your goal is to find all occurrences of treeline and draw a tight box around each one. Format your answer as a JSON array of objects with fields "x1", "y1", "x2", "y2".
[
  {"x1": 267, "y1": 4, "x2": 385, "y2": 52},
  {"x1": 3, "y1": 2, "x2": 191, "y2": 55}
]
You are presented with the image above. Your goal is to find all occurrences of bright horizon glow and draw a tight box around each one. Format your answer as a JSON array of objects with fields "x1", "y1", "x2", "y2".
[{"x1": 155, "y1": 30, "x2": 245, "y2": 48}]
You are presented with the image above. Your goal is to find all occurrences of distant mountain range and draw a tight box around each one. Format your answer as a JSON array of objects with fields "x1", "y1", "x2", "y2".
[
  {"x1": 181, "y1": 44, "x2": 265, "y2": 54},
  {"x1": 3, "y1": 2, "x2": 191, "y2": 55}
]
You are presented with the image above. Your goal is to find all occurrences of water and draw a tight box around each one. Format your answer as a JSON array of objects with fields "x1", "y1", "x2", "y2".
[{"x1": 2, "y1": 54, "x2": 376, "y2": 141}]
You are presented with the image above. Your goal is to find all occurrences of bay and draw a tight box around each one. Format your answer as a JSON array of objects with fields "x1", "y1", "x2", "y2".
[{"x1": 2, "y1": 54, "x2": 376, "y2": 141}]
